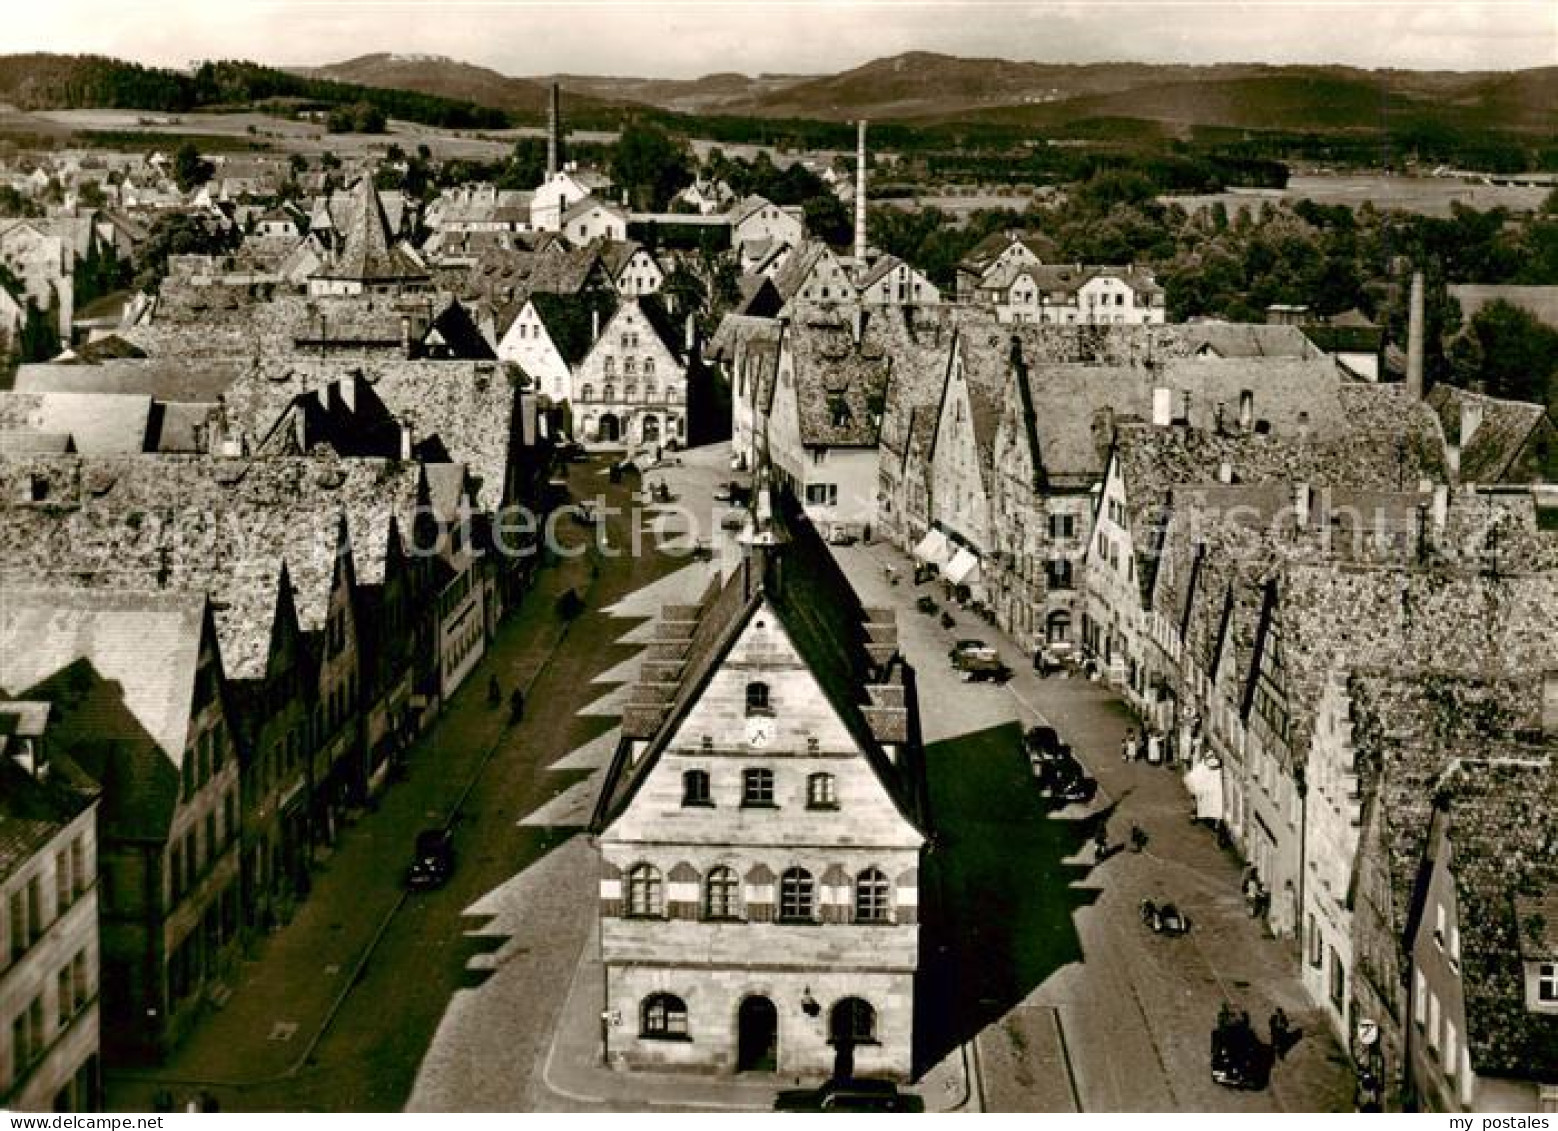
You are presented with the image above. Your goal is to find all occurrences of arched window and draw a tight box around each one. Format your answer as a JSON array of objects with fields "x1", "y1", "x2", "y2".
[
  {"x1": 745, "y1": 681, "x2": 771, "y2": 715},
  {"x1": 641, "y1": 993, "x2": 688, "y2": 1039},
  {"x1": 854, "y1": 868, "x2": 890, "y2": 923},
  {"x1": 626, "y1": 863, "x2": 663, "y2": 917},
  {"x1": 682, "y1": 769, "x2": 711, "y2": 807},
  {"x1": 704, "y1": 866, "x2": 739, "y2": 920},
  {"x1": 603, "y1": 383, "x2": 615, "y2": 403},
  {"x1": 644, "y1": 357, "x2": 656, "y2": 376},
  {"x1": 645, "y1": 380, "x2": 657, "y2": 402},
  {"x1": 603, "y1": 356, "x2": 615, "y2": 376},
  {"x1": 580, "y1": 384, "x2": 593, "y2": 403},
  {"x1": 806, "y1": 773, "x2": 837, "y2": 810},
  {"x1": 829, "y1": 997, "x2": 876, "y2": 1044},
  {"x1": 779, "y1": 867, "x2": 814, "y2": 922}
]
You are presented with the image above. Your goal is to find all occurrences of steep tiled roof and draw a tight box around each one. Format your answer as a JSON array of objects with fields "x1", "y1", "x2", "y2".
[
  {"x1": 784, "y1": 306, "x2": 892, "y2": 447},
  {"x1": 321, "y1": 177, "x2": 427, "y2": 283},
  {"x1": 0, "y1": 587, "x2": 206, "y2": 841},
  {"x1": 1435, "y1": 760, "x2": 1558, "y2": 1083},
  {"x1": 0, "y1": 392, "x2": 153, "y2": 454},
  {"x1": 15, "y1": 358, "x2": 247, "y2": 403},
  {"x1": 1427, "y1": 383, "x2": 1554, "y2": 485},
  {"x1": 592, "y1": 501, "x2": 922, "y2": 834},
  {"x1": 0, "y1": 725, "x2": 98, "y2": 885}
]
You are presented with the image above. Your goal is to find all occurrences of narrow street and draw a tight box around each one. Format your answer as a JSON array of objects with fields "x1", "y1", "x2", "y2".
[
  {"x1": 105, "y1": 445, "x2": 1355, "y2": 1112},
  {"x1": 105, "y1": 454, "x2": 694, "y2": 1112},
  {"x1": 834, "y1": 540, "x2": 1357, "y2": 1112}
]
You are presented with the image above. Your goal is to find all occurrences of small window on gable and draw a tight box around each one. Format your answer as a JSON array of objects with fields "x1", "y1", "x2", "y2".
[
  {"x1": 745, "y1": 681, "x2": 771, "y2": 716},
  {"x1": 742, "y1": 768, "x2": 775, "y2": 807},
  {"x1": 806, "y1": 773, "x2": 837, "y2": 810}
]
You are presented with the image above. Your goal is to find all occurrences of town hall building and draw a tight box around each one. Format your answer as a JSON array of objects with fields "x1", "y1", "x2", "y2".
[{"x1": 590, "y1": 480, "x2": 927, "y2": 1081}]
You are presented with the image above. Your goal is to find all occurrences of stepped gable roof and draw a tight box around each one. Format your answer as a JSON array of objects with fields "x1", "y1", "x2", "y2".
[
  {"x1": 0, "y1": 392, "x2": 152, "y2": 454},
  {"x1": 786, "y1": 306, "x2": 892, "y2": 447},
  {"x1": 325, "y1": 177, "x2": 427, "y2": 283},
  {"x1": 592, "y1": 503, "x2": 921, "y2": 837},
  {"x1": 0, "y1": 587, "x2": 207, "y2": 841},
  {"x1": 1433, "y1": 759, "x2": 1558, "y2": 1083},
  {"x1": 1427, "y1": 383, "x2": 1555, "y2": 485},
  {"x1": 15, "y1": 357, "x2": 245, "y2": 403}
]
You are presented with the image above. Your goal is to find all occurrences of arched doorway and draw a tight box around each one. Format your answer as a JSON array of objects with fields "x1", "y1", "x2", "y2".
[
  {"x1": 736, "y1": 995, "x2": 778, "y2": 1072},
  {"x1": 598, "y1": 414, "x2": 621, "y2": 443},
  {"x1": 641, "y1": 414, "x2": 661, "y2": 444}
]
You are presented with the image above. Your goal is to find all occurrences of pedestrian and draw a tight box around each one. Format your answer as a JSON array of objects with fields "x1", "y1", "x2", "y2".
[
  {"x1": 1269, "y1": 1008, "x2": 1291, "y2": 1059},
  {"x1": 1129, "y1": 824, "x2": 1149, "y2": 853},
  {"x1": 1121, "y1": 729, "x2": 1138, "y2": 762},
  {"x1": 1092, "y1": 824, "x2": 1109, "y2": 861},
  {"x1": 487, "y1": 673, "x2": 502, "y2": 707},
  {"x1": 509, "y1": 687, "x2": 525, "y2": 725},
  {"x1": 1146, "y1": 730, "x2": 1163, "y2": 765}
]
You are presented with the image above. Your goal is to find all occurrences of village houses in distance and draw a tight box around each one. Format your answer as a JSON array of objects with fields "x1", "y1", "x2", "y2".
[{"x1": 0, "y1": 79, "x2": 1556, "y2": 1116}]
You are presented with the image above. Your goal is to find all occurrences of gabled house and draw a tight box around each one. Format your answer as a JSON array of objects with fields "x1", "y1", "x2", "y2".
[
  {"x1": 1, "y1": 589, "x2": 242, "y2": 1059},
  {"x1": 496, "y1": 291, "x2": 613, "y2": 403},
  {"x1": 856, "y1": 255, "x2": 941, "y2": 308},
  {"x1": 572, "y1": 297, "x2": 691, "y2": 448},
  {"x1": 1427, "y1": 384, "x2": 1558, "y2": 486},
  {"x1": 771, "y1": 241, "x2": 856, "y2": 308},
  {"x1": 307, "y1": 177, "x2": 431, "y2": 297},
  {"x1": 530, "y1": 169, "x2": 612, "y2": 233},
  {"x1": 590, "y1": 489, "x2": 925, "y2": 1080},
  {"x1": 597, "y1": 240, "x2": 664, "y2": 298},
  {"x1": 563, "y1": 197, "x2": 629, "y2": 247},
  {"x1": 729, "y1": 195, "x2": 804, "y2": 256}
]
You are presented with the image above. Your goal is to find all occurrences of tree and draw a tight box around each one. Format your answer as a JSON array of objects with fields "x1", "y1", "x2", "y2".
[
  {"x1": 610, "y1": 120, "x2": 692, "y2": 211},
  {"x1": 76, "y1": 180, "x2": 106, "y2": 210},
  {"x1": 172, "y1": 142, "x2": 212, "y2": 192},
  {"x1": 662, "y1": 264, "x2": 707, "y2": 318},
  {"x1": 803, "y1": 194, "x2": 852, "y2": 248},
  {"x1": 1458, "y1": 299, "x2": 1558, "y2": 404}
]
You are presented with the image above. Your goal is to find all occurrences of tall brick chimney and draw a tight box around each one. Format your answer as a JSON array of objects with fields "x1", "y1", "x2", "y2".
[
  {"x1": 1406, "y1": 270, "x2": 1425, "y2": 400},
  {"x1": 547, "y1": 83, "x2": 561, "y2": 179},
  {"x1": 854, "y1": 119, "x2": 868, "y2": 266}
]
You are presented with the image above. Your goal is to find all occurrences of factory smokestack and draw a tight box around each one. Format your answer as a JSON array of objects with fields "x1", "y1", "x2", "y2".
[
  {"x1": 547, "y1": 83, "x2": 560, "y2": 178},
  {"x1": 854, "y1": 119, "x2": 868, "y2": 266},
  {"x1": 1406, "y1": 270, "x2": 1425, "y2": 400}
]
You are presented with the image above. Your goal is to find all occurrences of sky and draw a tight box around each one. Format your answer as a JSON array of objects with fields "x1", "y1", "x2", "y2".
[{"x1": 4, "y1": 0, "x2": 1555, "y2": 78}]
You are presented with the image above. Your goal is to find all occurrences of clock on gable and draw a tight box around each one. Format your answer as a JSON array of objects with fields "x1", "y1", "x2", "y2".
[{"x1": 745, "y1": 715, "x2": 773, "y2": 748}]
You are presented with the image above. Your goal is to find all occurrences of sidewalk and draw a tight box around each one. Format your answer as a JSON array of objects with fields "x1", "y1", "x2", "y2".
[
  {"x1": 533, "y1": 921, "x2": 978, "y2": 1113},
  {"x1": 106, "y1": 549, "x2": 595, "y2": 1111}
]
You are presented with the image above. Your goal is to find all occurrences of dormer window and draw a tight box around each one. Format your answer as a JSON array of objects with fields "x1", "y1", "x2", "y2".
[{"x1": 745, "y1": 681, "x2": 772, "y2": 716}]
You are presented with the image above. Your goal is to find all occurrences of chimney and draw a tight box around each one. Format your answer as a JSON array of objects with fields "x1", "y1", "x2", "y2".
[
  {"x1": 400, "y1": 420, "x2": 413, "y2": 461},
  {"x1": 684, "y1": 312, "x2": 696, "y2": 355},
  {"x1": 591, "y1": 307, "x2": 600, "y2": 341},
  {"x1": 1151, "y1": 386, "x2": 1173, "y2": 427},
  {"x1": 401, "y1": 313, "x2": 414, "y2": 359},
  {"x1": 1179, "y1": 388, "x2": 1193, "y2": 426},
  {"x1": 1213, "y1": 401, "x2": 1226, "y2": 436},
  {"x1": 1406, "y1": 270, "x2": 1425, "y2": 400},
  {"x1": 1238, "y1": 389, "x2": 1254, "y2": 432},
  {"x1": 1217, "y1": 460, "x2": 1234, "y2": 484},
  {"x1": 1294, "y1": 482, "x2": 1313, "y2": 530},
  {"x1": 854, "y1": 119, "x2": 868, "y2": 266},
  {"x1": 546, "y1": 83, "x2": 560, "y2": 179}
]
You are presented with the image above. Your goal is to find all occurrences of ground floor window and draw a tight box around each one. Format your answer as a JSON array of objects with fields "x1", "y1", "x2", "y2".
[
  {"x1": 829, "y1": 997, "x2": 877, "y2": 1044},
  {"x1": 641, "y1": 993, "x2": 688, "y2": 1039}
]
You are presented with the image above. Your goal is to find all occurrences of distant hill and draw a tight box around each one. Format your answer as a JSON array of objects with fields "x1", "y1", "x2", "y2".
[
  {"x1": 0, "y1": 53, "x2": 511, "y2": 129},
  {"x1": 536, "y1": 71, "x2": 815, "y2": 115},
  {"x1": 288, "y1": 53, "x2": 619, "y2": 118}
]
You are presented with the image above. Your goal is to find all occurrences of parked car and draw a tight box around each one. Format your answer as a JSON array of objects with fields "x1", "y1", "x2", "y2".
[
  {"x1": 950, "y1": 641, "x2": 1010, "y2": 683},
  {"x1": 713, "y1": 481, "x2": 735, "y2": 502},
  {"x1": 774, "y1": 1079, "x2": 924, "y2": 1112},
  {"x1": 407, "y1": 827, "x2": 455, "y2": 890},
  {"x1": 1211, "y1": 1011, "x2": 1269, "y2": 1090},
  {"x1": 720, "y1": 510, "x2": 747, "y2": 531},
  {"x1": 827, "y1": 526, "x2": 858, "y2": 546},
  {"x1": 1024, "y1": 725, "x2": 1061, "y2": 758}
]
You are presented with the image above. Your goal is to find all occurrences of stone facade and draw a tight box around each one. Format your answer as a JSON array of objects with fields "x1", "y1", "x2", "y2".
[
  {"x1": 595, "y1": 526, "x2": 924, "y2": 1081},
  {"x1": 573, "y1": 300, "x2": 687, "y2": 448}
]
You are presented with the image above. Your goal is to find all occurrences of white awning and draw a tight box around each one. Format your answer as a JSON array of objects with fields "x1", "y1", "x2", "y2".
[
  {"x1": 945, "y1": 547, "x2": 981, "y2": 587},
  {"x1": 912, "y1": 529, "x2": 952, "y2": 566},
  {"x1": 1185, "y1": 759, "x2": 1225, "y2": 822}
]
